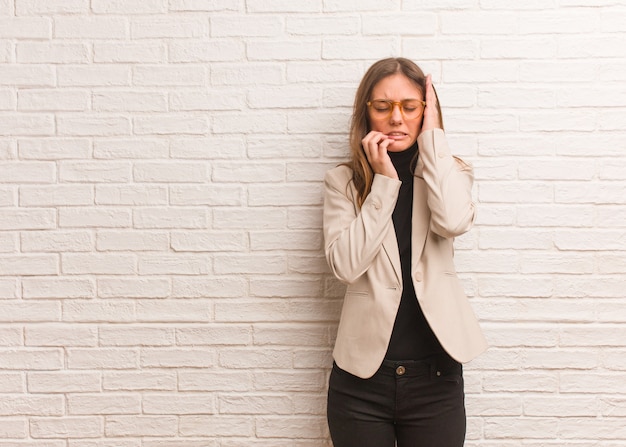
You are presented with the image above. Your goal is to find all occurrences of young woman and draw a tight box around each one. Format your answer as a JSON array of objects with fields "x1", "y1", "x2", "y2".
[{"x1": 323, "y1": 57, "x2": 487, "y2": 447}]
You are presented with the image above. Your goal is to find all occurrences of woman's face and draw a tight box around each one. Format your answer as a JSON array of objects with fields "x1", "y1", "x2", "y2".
[{"x1": 368, "y1": 73, "x2": 424, "y2": 152}]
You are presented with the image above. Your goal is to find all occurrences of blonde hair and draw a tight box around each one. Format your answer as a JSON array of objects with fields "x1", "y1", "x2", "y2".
[{"x1": 345, "y1": 58, "x2": 443, "y2": 208}]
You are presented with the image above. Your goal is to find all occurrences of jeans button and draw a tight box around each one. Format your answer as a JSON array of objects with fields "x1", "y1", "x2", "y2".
[{"x1": 396, "y1": 365, "x2": 406, "y2": 376}]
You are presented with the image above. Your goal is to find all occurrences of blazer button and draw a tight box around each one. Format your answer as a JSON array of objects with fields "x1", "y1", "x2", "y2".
[{"x1": 414, "y1": 272, "x2": 423, "y2": 282}]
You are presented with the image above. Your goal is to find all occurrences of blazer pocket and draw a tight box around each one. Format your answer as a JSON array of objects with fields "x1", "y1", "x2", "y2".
[{"x1": 345, "y1": 290, "x2": 368, "y2": 297}]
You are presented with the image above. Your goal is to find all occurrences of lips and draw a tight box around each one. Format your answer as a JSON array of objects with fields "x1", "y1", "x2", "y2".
[{"x1": 387, "y1": 132, "x2": 408, "y2": 139}]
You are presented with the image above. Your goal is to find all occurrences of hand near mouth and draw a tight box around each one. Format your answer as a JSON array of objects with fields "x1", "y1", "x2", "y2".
[{"x1": 361, "y1": 131, "x2": 399, "y2": 180}]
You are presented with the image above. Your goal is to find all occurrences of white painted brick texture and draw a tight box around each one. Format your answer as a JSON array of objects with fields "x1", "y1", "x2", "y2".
[{"x1": 1, "y1": 1, "x2": 625, "y2": 445}]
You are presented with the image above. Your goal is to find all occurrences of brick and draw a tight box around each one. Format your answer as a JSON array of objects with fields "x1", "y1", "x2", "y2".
[
  {"x1": 57, "y1": 65, "x2": 131, "y2": 87},
  {"x1": 169, "y1": 136, "x2": 246, "y2": 159},
  {"x1": 59, "y1": 287, "x2": 125, "y2": 321},
  {"x1": 0, "y1": 209, "x2": 56, "y2": 230},
  {"x1": 0, "y1": 113, "x2": 55, "y2": 136},
  {"x1": 136, "y1": 299, "x2": 212, "y2": 322},
  {"x1": 68, "y1": 394, "x2": 141, "y2": 415},
  {"x1": 57, "y1": 115, "x2": 131, "y2": 137},
  {"x1": 169, "y1": 41, "x2": 244, "y2": 62},
  {"x1": 0, "y1": 18, "x2": 51, "y2": 38},
  {"x1": 16, "y1": 0, "x2": 88, "y2": 15},
  {"x1": 17, "y1": 43, "x2": 89, "y2": 64},
  {"x1": 134, "y1": 209, "x2": 208, "y2": 229},
  {"x1": 213, "y1": 254, "x2": 286, "y2": 275},
  {"x1": 179, "y1": 415, "x2": 253, "y2": 437},
  {"x1": 286, "y1": 16, "x2": 359, "y2": 35},
  {"x1": 247, "y1": 86, "x2": 321, "y2": 109},
  {"x1": 170, "y1": 231, "x2": 246, "y2": 252},
  {"x1": 178, "y1": 370, "x2": 251, "y2": 392},
  {"x1": 219, "y1": 395, "x2": 292, "y2": 415},
  {"x1": 31, "y1": 417, "x2": 102, "y2": 439},
  {"x1": 0, "y1": 418, "x2": 27, "y2": 437},
  {"x1": 0, "y1": 327, "x2": 22, "y2": 346},
  {"x1": 59, "y1": 208, "x2": 132, "y2": 229},
  {"x1": 519, "y1": 10, "x2": 598, "y2": 34},
  {"x1": 248, "y1": 40, "x2": 321, "y2": 61},
  {"x1": 219, "y1": 348, "x2": 293, "y2": 369},
  {"x1": 93, "y1": 91, "x2": 167, "y2": 112},
  {"x1": 212, "y1": 208, "x2": 287, "y2": 230},
  {"x1": 441, "y1": 11, "x2": 518, "y2": 34},
  {"x1": 92, "y1": 0, "x2": 166, "y2": 14},
  {"x1": 18, "y1": 138, "x2": 90, "y2": 160},
  {"x1": 20, "y1": 185, "x2": 93, "y2": 206},
  {"x1": 105, "y1": 416, "x2": 177, "y2": 437},
  {"x1": 248, "y1": 183, "x2": 322, "y2": 206},
  {"x1": 211, "y1": 63, "x2": 283, "y2": 86},
  {"x1": 0, "y1": 395, "x2": 64, "y2": 416},
  {"x1": 256, "y1": 416, "x2": 326, "y2": 438},
  {"x1": 0, "y1": 255, "x2": 58, "y2": 275},
  {"x1": 0, "y1": 348, "x2": 63, "y2": 370},
  {"x1": 27, "y1": 372, "x2": 100, "y2": 393},
  {"x1": 0, "y1": 65, "x2": 55, "y2": 87},
  {"x1": 99, "y1": 327, "x2": 174, "y2": 347},
  {"x1": 484, "y1": 417, "x2": 558, "y2": 439},
  {"x1": 133, "y1": 65, "x2": 206, "y2": 86},
  {"x1": 322, "y1": 37, "x2": 395, "y2": 60},
  {"x1": 253, "y1": 370, "x2": 325, "y2": 391},
  {"x1": 171, "y1": 277, "x2": 247, "y2": 298},
  {"x1": 363, "y1": 13, "x2": 436, "y2": 35},
  {"x1": 142, "y1": 393, "x2": 216, "y2": 414},
  {"x1": 211, "y1": 15, "x2": 283, "y2": 37},
  {"x1": 169, "y1": 88, "x2": 245, "y2": 111},
  {"x1": 61, "y1": 253, "x2": 136, "y2": 274},
  {"x1": 97, "y1": 278, "x2": 169, "y2": 298},
  {"x1": 213, "y1": 112, "x2": 287, "y2": 134},
  {"x1": 169, "y1": 0, "x2": 239, "y2": 12},
  {"x1": 96, "y1": 230, "x2": 169, "y2": 251},
  {"x1": 325, "y1": 0, "x2": 395, "y2": 11},
  {"x1": 134, "y1": 115, "x2": 209, "y2": 135},
  {"x1": 176, "y1": 325, "x2": 251, "y2": 345},
  {"x1": 94, "y1": 138, "x2": 169, "y2": 159},
  {"x1": 21, "y1": 231, "x2": 93, "y2": 253},
  {"x1": 141, "y1": 348, "x2": 215, "y2": 368},
  {"x1": 60, "y1": 161, "x2": 131, "y2": 182},
  {"x1": 55, "y1": 17, "x2": 128, "y2": 39},
  {"x1": 67, "y1": 348, "x2": 138, "y2": 369},
  {"x1": 131, "y1": 17, "x2": 207, "y2": 38},
  {"x1": 0, "y1": 89, "x2": 15, "y2": 109},
  {"x1": 21, "y1": 276, "x2": 95, "y2": 299},
  {"x1": 95, "y1": 185, "x2": 168, "y2": 206}
]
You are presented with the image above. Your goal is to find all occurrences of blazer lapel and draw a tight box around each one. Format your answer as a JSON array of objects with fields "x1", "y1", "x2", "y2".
[
  {"x1": 382, "y1": 225, "x2": 402, "y2": 288},
  {"x1": 411, "y1": 174, "x2": 430, "y2": 270}
]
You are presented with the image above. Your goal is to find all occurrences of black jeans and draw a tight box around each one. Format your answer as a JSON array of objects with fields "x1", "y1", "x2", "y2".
[{"x1": 327, "y1": 354, "x2": 466, "y2": 447}]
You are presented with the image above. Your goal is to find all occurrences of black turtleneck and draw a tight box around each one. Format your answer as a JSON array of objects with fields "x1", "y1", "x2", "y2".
[{"x1": 385, "y1": 142, "x2": 446, "y2": 361}]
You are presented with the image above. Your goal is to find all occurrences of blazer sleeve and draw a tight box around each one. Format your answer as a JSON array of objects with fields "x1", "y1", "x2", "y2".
[
  {"x1": 417, "y1": 128, "x2": 477, "y2": 238},
  {"x1": 323, "y1": 167, "x2": 401, "y2": 284}
]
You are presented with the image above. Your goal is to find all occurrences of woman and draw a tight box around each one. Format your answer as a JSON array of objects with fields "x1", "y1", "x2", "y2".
[{"x1": 323, "y1": 57, "x2": 487, "y2": 447}]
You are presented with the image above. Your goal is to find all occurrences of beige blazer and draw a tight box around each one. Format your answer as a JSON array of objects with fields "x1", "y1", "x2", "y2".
[{"x1": 323, "y1": 129, "x2": 487, "y2": 379}]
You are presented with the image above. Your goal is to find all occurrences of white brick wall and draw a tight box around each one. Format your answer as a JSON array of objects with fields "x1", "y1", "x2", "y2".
[{"x1": 1, "y1": 1, "x2": 625, "y2": 445}]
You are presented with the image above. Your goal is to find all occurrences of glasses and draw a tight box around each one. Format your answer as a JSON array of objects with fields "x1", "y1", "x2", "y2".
[{"x1": 367, "y1": 99, "x2": 426, "y2": 120}]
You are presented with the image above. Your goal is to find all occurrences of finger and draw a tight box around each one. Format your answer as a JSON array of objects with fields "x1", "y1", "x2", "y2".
[{"x1": 425, "y1": 74, "x2": 436, "y2": 107}]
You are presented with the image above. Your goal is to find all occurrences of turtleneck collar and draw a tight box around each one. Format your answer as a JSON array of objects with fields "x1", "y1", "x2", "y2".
[{"x1": 388, "y1": 141, "x2": 418, "y2": 181}]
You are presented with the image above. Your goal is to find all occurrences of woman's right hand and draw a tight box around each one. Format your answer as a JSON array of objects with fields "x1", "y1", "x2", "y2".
[{"x1": 361, "y1": 131, "x2": 399, "y2": 180}]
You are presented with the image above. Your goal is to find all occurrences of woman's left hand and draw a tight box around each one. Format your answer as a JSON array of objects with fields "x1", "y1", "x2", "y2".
[{"x1": 420, "y1": 74, "x2": 442, "y2": 133}]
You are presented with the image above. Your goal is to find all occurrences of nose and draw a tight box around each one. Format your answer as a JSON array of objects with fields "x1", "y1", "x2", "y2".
[{"x1": 390, "y1": 103, "x2": 403, "y2": 123}]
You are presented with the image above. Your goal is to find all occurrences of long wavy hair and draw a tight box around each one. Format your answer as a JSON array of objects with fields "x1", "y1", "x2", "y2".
[{"x1": 345, "y1": 58, "x2": 444, "y2": 208}]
